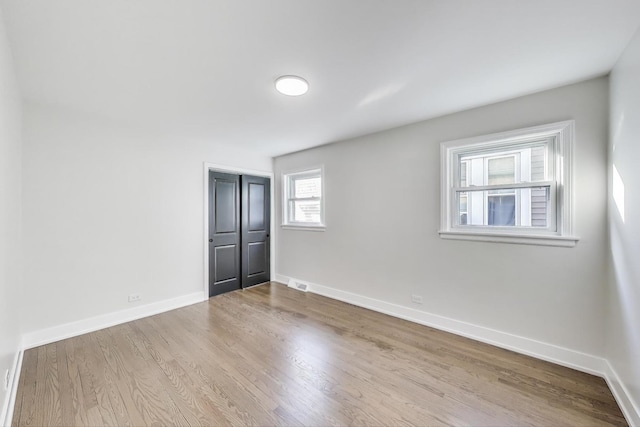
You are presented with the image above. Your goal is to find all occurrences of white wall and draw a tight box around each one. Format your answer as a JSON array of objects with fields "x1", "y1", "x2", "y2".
[
  {"x1": 275, "y1": 77, "x2": 609, "y2": 359},
  {"x1": 608, "y1": 27, "x2": 640, "y2": 423},
  {"x1": 21, "y1": 103, "x2": 272, "y2": 337},
  {"x1": 0, "y1": 5, "x2": 23, "y2": 425}
]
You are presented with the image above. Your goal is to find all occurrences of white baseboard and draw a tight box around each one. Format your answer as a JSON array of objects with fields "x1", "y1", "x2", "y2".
[
  {"x1": 304, "y1": 277, "x2": 605, "y2": 374},
  {"x1": 0, "y1": 348, "x2": 24, "y2": 427},
  {"x1": 603, "y1": 361, "x2": 640, "y2": 426},
  {"x1": 276, "y1": 274, "x2": 639, "y2": 425},
  {"x1": 274, "y1": 274, "x2": 289, "y2": 285},
  {"x1": 22, "y1": 291, "x2": 207, "y2": 350}
]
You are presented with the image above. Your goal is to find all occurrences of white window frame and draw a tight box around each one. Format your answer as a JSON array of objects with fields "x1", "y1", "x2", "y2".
[
  {"x1": 282, "y1": 167, "x2": 326, "y2": 231},
  {"x1": 439, "y1": 121, "x2": 578, "y2": 247}
]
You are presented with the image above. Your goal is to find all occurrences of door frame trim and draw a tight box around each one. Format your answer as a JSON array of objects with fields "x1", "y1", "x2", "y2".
[{"x1": 203, "y1": 162, "x2": 275, "y2": 298}]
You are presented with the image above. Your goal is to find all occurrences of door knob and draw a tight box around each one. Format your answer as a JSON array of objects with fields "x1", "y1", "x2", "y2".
[{"x1": 209, "y1": 239, "x2": 213, "y2": 243}]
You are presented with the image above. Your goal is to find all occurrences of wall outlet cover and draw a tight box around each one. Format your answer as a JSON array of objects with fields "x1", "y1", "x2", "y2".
[
  {"x1": 128, "y1": 293, "x2": 141, "y2": 303},
  {"x1": 411, "y1": 294, "x2": 423, "y2": 304}
]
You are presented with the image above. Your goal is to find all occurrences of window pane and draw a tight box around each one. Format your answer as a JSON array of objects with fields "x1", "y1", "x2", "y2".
[
  {"x1": 459, "y1": 193, "x2": 468, "y2": 225},
  {"x1": 530, "y1": 146, "x2": 546, "y2": 182},
  {"x1": 457, "y1": 187, "x2": 549, "y2": 228},
  {"x1": 488, "y1": 157, "x2": 515, "y2": 185},
  {"x1": 459, "y1": 194, "x2": 468, "y2": 212},
  {"x1": 290, "y1": 200, "x2": 321, "y2": 223},
  {"x1": 488, "y1": 195, "x2": 515, "y2": 225},
  {"x1": 530, "y1": 187, "x2": 548, "y2": 227},
  {"x1": 460, "y1": 161, "x2": 468, "y2": 186},
  {"x1": 293, "y1": 176, "x2": 321, "y2": 199},
  {"x1": 458, "y1": 143, "x2": 547, "y2": 186}
]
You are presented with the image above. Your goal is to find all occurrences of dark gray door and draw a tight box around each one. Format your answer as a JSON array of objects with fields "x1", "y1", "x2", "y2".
[
  {"x1": 209, "y1": 171, "x2": 241, "y2": 297},
  {"x1": 241, "y1": 175, "x2": 271, "y2": 288}
]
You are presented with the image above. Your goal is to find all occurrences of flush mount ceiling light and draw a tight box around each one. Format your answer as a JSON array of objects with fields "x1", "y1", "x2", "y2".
[{"x1": 275, "y1": 75, "x2": 309, "y2": 96}]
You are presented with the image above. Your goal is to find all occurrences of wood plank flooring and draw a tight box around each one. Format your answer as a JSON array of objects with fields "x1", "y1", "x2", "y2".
[{"x1": 12, "y1": 282, "x2": 627, "y2": 426}]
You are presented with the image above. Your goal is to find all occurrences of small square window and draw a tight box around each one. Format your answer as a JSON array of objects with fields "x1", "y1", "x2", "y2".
[
  {"x1": 282, "y1": 168, "x2": 325, "y2": 229},
  {"x1": 440, "y1": 121, "x2": 578, "y2": 247}
]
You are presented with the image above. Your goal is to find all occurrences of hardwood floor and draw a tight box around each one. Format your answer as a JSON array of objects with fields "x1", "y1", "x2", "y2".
[{"x1": 12, "y1": 282, "x2": 627, "y2": 426}]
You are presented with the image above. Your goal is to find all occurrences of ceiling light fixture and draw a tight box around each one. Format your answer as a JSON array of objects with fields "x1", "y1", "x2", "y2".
[{"x1": 275, "y1": 75, "x2": 309, "y2": 96}]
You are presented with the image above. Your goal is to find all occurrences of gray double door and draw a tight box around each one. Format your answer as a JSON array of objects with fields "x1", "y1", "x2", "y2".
[{"x1": 208, "y1": 171, "x2": 270, "y2": 297}]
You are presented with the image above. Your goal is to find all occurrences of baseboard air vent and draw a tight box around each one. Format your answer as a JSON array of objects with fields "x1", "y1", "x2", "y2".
[{"x1": 288, "y1": 278, "x2": 309, "y2": 292}]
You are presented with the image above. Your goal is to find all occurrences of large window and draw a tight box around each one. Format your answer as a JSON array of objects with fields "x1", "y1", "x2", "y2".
[
  {"x1": 440, "y1": 121, "x2": 577, "y2": 247},
  {"x1": 283, "y1": 168, "x2": 325, "y2": 229}
]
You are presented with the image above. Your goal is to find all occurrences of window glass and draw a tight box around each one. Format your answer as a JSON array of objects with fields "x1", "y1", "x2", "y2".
[
  {"x1": 457, "y1": 187, "x2": 550, "y2": 228},
  {"x1": 460, "y1": 161, "x2": 468, "y2": 186},
  {"x1": 291, "y1": 200, "x2": 321, "y2": 223},
  {"x1": 488, "y1": 156, "x2": 515, "y2": 185},
  {"x1": 293, "y1": 176, "x2": 321, "y2": 199},
  {"x1": 488, "y1": 194, "x2": 516, "y2": 226}
]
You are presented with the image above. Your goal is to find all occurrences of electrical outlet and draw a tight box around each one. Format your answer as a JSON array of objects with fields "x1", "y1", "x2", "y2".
[
  {"x1": 128, "y1": 293, "x2": 141, "y2": 303},
  {"x1": 411, "y1": 294, "x2": 423, "y2": 304},
  {"x1": 4, "y1": 369, "x2": 9, "y2": 391}
]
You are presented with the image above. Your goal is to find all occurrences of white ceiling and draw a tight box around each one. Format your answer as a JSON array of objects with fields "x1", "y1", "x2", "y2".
[{"x1": 2, "y1": 1, "x2": 640, "y2": 157}]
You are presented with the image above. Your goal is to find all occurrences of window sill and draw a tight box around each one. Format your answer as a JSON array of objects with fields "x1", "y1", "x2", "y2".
[
  {"x1": 438, "y1": 230, "x2": 578, "y2": 247},
  {"x1": 281, "y1": 224, "x2": 326, "y2": 232}
]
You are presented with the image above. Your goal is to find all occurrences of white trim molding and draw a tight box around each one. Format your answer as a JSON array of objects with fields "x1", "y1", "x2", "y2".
[
  {"x1": 275, "y1": 275, "x2": 605, "y2": 374},
  {"x1": 439, "y1": 230, "x2": 579, "y2": 247},
  {"x1": 603, "y1": 361, "x2": 640, "y2": 426},
  {"x1": 274, "y1": 275, "x2": 638, "y2": 425},
  {"x1": 22, "y1": 291, "x2": 206, "y2": 349},
  {"x1": 281, "y1": 225, "x2": 326, "y2": 232},
  {"x1": 203, "y1": 162, "x2": 276, "y2": 298},
  {"x1": 0, "y1": 349, "x2": 23, "y2": 427},
  {"x1": 274, "y1": 274, "x2": 290, "y2": 285}
]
